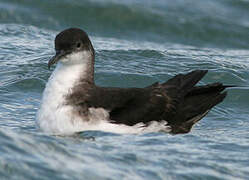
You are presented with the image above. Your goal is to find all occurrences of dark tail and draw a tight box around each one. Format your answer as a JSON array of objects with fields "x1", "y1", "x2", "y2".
[{"x1": 164, "y1": 70, "x2": 229, "y2": 134}]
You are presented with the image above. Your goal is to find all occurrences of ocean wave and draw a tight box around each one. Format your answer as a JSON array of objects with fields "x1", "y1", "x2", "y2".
[{"x1": 0, "y1": 0, "x2": 249, "y2": 48}]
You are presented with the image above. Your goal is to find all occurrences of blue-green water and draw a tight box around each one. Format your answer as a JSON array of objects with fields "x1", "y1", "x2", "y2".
[{"x1": 1, "y1": 0, "x2": 249, "y2": 179}]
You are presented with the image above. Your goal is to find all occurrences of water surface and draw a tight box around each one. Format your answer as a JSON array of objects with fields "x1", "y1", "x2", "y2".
[{"x1": 0, "y1": 0, "x2": 249, "y2": 179}]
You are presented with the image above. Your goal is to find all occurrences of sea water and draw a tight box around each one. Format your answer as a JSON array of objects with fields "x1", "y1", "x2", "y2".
[{"x1": 0, "y1": 0, "x2": 249, "y2": 179}]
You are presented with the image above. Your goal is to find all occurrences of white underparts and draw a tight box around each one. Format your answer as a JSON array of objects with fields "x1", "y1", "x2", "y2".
[
  {"x1": 36, "y1": 51, "x2": 90, "y2": 134},
  {"x1": 36, "y1": 51, "x2": 171, "y2": 135}
]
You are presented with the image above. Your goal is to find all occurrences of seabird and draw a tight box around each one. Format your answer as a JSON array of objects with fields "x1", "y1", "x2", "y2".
[{"x1": 36, "y1": 28, "x2": 230, "y2": 135}]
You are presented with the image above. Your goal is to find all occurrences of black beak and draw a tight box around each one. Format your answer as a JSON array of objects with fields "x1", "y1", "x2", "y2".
[{"x1": 48, "y1": 50, "x2": 68, "y2": 69}]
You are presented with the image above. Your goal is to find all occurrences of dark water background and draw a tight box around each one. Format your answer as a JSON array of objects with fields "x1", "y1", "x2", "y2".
[{"x1": 0, "y1": 0, "x2": 249, "y2": 179}]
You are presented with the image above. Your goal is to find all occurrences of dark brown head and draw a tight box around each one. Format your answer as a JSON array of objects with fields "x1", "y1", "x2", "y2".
[{"x1": 48, "y1": 28, "x2": 95, "y2": 69}]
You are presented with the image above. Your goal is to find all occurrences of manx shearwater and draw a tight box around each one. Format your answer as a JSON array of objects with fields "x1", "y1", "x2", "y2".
[{"x1": 36, "y1": 28, "x2": 231, "y2": 135}]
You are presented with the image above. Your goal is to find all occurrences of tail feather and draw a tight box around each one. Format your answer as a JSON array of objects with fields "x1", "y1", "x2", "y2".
[
  {"x1": 163, "y1": 70, "x2": 228, "y2": 134},
  {"x1": 187, "y1": 83, "x2": 230, "y2": 96},
  {"x1": 164, "y1": 70, "x2": 208, "y2": 94}
]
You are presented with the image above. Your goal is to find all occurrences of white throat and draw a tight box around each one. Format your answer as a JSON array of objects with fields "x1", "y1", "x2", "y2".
[{"x1": 36, "y1": 51, "x2": 91, "y2": 134}]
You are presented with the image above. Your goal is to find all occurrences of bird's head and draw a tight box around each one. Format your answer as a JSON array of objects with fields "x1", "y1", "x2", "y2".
[{"x1": 48, "y1": 28, "x2": 94, "y2": 69}]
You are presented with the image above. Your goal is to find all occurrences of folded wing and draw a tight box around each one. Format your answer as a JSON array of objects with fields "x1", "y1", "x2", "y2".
[{"x1": 77, "y1": 70, "x2": 228, "y2": 134}]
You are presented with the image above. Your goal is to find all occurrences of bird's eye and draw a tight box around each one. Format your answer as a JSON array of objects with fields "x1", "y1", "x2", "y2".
[{"x1": 76, "y1": 42, "x2": 81, "y2": 48}]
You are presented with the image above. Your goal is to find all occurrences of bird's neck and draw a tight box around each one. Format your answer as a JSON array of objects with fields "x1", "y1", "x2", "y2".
[
  {"x1": 44, "y1": 49, "x2": 95, "y2": 104},
  {"x1": 50, "y1": 62, "x2": 89, "y2": 92},
  {"x1": 36, "y1": 55, "x2": 94, "y2": 134},
  {"x1": 57, "y1": 50, "x2": 95, "y2": 85},
  {"x1": 40, "y1": 62, "x2": 87, "y2": 109}
]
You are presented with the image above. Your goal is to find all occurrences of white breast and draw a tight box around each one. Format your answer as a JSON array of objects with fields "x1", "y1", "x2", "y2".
[{"x1": 36, "y1": 51, "x2": 91, "y2": 135}]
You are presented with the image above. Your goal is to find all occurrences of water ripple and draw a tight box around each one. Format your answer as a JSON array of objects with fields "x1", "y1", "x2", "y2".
[{"x1": 0, "y1": 4, "x2": 249, "y2": 179}]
